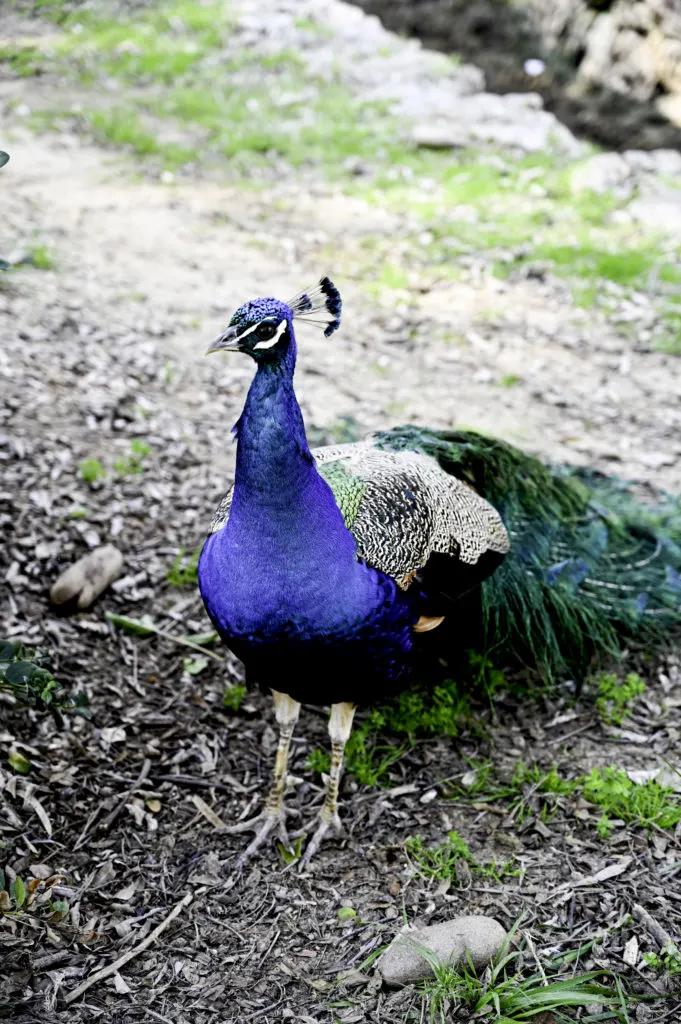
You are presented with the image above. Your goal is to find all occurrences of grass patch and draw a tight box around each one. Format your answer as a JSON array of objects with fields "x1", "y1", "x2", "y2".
[
  {"x1": 644, "y1": 942, "x2": 681, "y2": 981},
  {"x1": 595, "y1": 670, "x2": 646, "y2": 726},
  {"x1": 167, "y1": 544, "x2": 202, "y2": 587},
  {"x1": 308, "y1": 653, "x2": 505, "y2": 786},
  {"x1": 582, "y1": 766, "x2": 681, "y2": 833},
  {"x1": 405, "y1": 829, "x2": 518, "y2": 884},
  {"x1": 27, "y1": 244, "x2": 56, "y2": 270},
  {"x1": 417, "y1": 931, "x2": 634, "y2": 1023},
  {"x1": 113, "y1": 439, "x2": 150, "y2": 476},
  {"x1": 223, "y1": 683, "x2": 246, "y2": 711},
  {"x1": 78, "y1": 457, "x2": 105, "y2": 485},
  {"x1": 448, "y1": 755, "x2": 681, "y2": 837},
  {"x1": 448, "y1": 758, "x2": 579, "y2": 825},
  {"x1": 4, "y1": 1, "x2": 404, "y2": 177},
  {"x1": 85, "y1": 108, "x2": 193, "y2": 166}
]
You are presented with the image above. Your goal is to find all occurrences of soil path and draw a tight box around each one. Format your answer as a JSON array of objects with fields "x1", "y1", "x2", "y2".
[{"x1": 5, "y1": 132, "x2": 681, "y2": 492}]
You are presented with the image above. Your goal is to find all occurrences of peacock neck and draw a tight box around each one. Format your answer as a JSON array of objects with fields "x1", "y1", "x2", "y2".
[{"x1": 228, "y1": 344, "x2": 355, "y2": 561}]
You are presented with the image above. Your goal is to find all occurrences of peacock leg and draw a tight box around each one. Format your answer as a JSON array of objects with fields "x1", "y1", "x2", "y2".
[
  {"x1": 226, "y1": 689, "x2": 300, "y2": 869},
  {"x1": 299, "y1": 701, "x2": 356, "y2": 870}
]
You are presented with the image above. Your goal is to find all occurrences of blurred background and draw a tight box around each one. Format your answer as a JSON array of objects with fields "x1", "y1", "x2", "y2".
[{"x1": 1, "y1": 1, "x2": 681, "y2": 1018}]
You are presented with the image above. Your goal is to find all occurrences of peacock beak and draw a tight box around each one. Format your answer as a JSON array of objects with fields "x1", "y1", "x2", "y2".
[{"x1": 205, "y1": 325, "x2": 240, "y2": 354}]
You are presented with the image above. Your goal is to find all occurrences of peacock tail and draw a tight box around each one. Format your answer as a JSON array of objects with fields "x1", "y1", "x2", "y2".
[{"x1": 374, "y1": 426, "x2": 681, "y2": 679}]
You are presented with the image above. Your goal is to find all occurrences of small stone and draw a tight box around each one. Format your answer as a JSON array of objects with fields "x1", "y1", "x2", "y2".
[
  {"x1": 50, "y1": 544, "x2": 124, "y2": 609},
  {"x1": 377, "y1": 915, "x2": 507, "y2": 986},
  {"x1": 628, "y1": 197, "x2": 681, "y2": 234},
  {"x1": 623, "y1": 935, "x2": 639, "y2": 967},
  {"x1": 571, "y1": 153, "x2": 632, "y2": 195}
]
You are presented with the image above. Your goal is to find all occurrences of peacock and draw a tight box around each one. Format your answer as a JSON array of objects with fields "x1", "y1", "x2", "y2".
[{"x1": 198, "y1": 278, "x2": 681, "y2": 870}]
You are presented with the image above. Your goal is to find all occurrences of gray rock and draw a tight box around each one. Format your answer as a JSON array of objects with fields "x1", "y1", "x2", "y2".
[
  {"x1": 377, "y1": 915, "x2": 508, "y2": 987},
  {"x1": 570, "y1": 152, "x2": 632, "y2": 195},
  {"x1": 50, "y1": 544, "x2": 124, "y2": 609},
  {"x1": 648, "y1": 148, "x2": 681, "y2": 177},
  {"x1": 628, "y1": 196, "x2": 681, "y2": 233}
]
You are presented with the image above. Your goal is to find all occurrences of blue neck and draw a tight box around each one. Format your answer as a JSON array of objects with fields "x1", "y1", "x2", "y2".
[{"x1": 228, "y1": 339, "x2": 355, "y2": 563}]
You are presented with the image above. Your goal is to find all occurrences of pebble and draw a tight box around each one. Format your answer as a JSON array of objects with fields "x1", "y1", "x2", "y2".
[
  {"x1": 377, "y1": 915, "x2": 508, "y2": 986},
  {"x1": 50, "y1": 544, "x2": 124, "y2": 609}
]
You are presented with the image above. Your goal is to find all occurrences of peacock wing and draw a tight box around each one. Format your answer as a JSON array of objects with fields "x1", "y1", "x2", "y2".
[
  {"x1": 313, "y1": 440, "x2": 509, "y2": 593},
  {"x1": 210, "y1": 491, "x2": 233, "y2": 533}
]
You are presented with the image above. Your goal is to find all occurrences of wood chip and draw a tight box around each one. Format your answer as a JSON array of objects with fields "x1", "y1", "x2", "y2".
[{"x1": 190, "y1": 794, "x2": 227, "y2": 829}]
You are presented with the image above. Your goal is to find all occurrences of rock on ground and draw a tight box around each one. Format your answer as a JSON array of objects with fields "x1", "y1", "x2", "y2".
[{"x1": 377, "y1": 915, "x2": 508, "y2": 986}]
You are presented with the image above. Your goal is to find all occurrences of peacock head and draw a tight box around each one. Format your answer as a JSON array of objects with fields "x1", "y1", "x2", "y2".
[{"x1": 206, "y1": 277, "x2": 341, "y2": 362}]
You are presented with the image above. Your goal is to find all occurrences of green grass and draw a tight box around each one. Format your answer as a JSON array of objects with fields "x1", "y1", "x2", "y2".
[
  {"x1": 595, "y1": 671, "x2": 646, "y2": 726},
  {"x1": 2, "y1": 1, "x2": 403, "y2": 177},
  {"x1": 644, "y1": 942, "x2": 681, "y2": 981},
  {"x1": 167, "y1": 544, "x2": 202, "y2": 587},
  {"x1": 113, "y1": 439, "x2": 150, "y2": 476},
  {"x1": 582, "y1": 766, "x2": 681, "y2": 833},
  {"x1": 416, "y1": 930, "x2": 635, "y2": 1023},
  {"x1": 223, "y1": 683, "x2": 246, "y2": 711},
  {"x1": 405, "y1": 829, "x2": 519, "y2": 884},
  {"x1": 448, "y1": 754, "x2": 681, "y2": 837},
  {"x1": 85, "y1": 109, "x2": 194, "y2": 167},
  {"x1": 78, "y1": 457, "x2": 105, "y2": 485},
  {"x1": 27, "y1": 244, "x2": 56, "y2": 270},
  {"x1": 448, "y1": 758, "x2": 579, "y2": 826},
  {"x1": 307, "y1": 652, "x2": 505, "y2": 786}
]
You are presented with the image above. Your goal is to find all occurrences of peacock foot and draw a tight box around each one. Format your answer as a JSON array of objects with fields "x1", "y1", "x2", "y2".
[
  {"x1": 297, "y1": 808, "x2": 343, "y2": 871},
  {"x1": 225, "y1": 804, "x2": 297, "y2": 872}
]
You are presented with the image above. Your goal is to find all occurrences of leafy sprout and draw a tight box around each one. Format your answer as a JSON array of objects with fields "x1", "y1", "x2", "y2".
[{"x1": 0, "y1": 639, "x2": 88, "y2": 716}]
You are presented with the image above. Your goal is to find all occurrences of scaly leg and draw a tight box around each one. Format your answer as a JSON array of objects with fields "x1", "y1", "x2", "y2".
[
  {"x1": 299, "y1": 701, "x2": 356, "y2": 870},
  {"x1": 226, "y1": 689, "x2": 300, "y2": 870}
]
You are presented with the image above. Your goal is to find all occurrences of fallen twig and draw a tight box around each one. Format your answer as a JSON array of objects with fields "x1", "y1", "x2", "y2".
[
  {"x1": 633, "y1": 902, "x2": 673, "y2": 950},
  {"x1": 63, "y1": 891, "x2": 193, "y2": 1005}
]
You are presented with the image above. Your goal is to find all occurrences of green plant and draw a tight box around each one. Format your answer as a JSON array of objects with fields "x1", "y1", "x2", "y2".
[
  {"x1": 223, "y1": 684, "x2": 246, "y2": 711},
  {"x1": 417, "y1": 929, "x2": 633, "y2": 1023},
  {"x1": 0, "y1": 868, "x2": 71, "y2": 924},
  {"x1": 595, "y1": 671, "x2": 646, "y2": 725},
  {"x1": 644, "y1": 942, "x2": 681, "y2": 980},
  {"x1": 583, "y1": 765, "x2": 681, "y2": 831},
  {"x1": 167, "y1": 544, "x2": 202, "y2": 586},
  {"x1": 405, "y1": 830, "x2": 518, "y2": 884},
  {"x1": 0, "y1": 639, "x2": 88, "y2": 716},
  {"x1": 78, "y1": 457, "x2": 105, "y2": 485},
  {"x1": 113, "y1": 439, "x2": 150, "y2": 476},
  {"x1": 28, "y1": 244, "x2": 55, "y2": 270},
  {"x1": 498, "y1": 374, "x2": 521, "y2": 388}
]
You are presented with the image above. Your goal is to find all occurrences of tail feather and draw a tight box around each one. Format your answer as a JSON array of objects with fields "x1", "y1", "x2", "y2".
[{"x1": 375, "y1": 426, "x2": 681, "y2": 678}]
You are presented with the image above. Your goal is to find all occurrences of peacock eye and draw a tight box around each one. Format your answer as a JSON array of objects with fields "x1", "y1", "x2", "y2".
[{"x1": 256, "y1": 322, "x2": 276, "y2": 341}]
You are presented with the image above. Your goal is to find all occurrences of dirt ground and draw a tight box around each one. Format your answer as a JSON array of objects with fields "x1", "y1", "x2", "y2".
[{"x1": 2, "y1": 8, "x2": 681, "y2": 1024}]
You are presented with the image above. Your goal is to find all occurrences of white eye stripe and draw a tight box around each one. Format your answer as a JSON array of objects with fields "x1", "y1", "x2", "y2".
[
  {"x1": 252, "y1": 318, "x2": 288, "y2": 350},
  {"x1": 234, "y1": 319, "x2": 262, "y2": 341}
]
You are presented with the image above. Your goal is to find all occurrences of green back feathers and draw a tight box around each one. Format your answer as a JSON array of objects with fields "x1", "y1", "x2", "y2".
[
  {"x1": 375, "y1": 425, "x2": 681, "y2": 678},
  {"x1": 317, "y1": 459, "x2": 366, "y2": 530}
]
